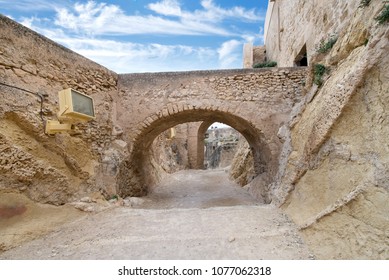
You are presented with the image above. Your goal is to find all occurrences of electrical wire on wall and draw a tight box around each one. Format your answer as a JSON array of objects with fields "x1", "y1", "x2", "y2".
[{"x1": 0, "y1": 81, "x2": 47, "y2": 129}]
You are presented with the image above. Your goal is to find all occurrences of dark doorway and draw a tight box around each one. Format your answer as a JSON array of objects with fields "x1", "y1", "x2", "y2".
[{"x1": 295, "y1": 44, "x2": 308, "y2": 66}]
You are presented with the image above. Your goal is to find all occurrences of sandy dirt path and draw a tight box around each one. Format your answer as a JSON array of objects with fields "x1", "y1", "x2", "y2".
[{"x1": 0, "y1": 169, "x2": 313, "y2": 259}]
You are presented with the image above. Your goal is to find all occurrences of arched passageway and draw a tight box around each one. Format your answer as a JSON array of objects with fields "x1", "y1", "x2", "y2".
[
  {"x1": 114, "y1": 68, "x2": 306, "y2": 203},
  {"x1": 116, "y1": 108, "x2": 275, "y2": 203}
]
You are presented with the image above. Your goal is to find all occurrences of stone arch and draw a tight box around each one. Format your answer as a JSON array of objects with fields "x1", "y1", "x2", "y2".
[{"x1": 116, "y1": 105, "x2": 274, "y2": 199}]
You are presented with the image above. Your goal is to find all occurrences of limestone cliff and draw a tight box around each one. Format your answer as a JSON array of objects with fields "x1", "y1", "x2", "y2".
[{"x1": 265, "y1": 0, "x2": 389, "y2": 259}]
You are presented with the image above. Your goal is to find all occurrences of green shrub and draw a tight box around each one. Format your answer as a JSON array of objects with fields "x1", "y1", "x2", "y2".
[
  {"x1": 317, "y1": 35, "x2": 338, "y2": 54},
  {"x1": 253, "y1": 61, "x2": 277, "y2": 68},
  {"x1": 313, "y1": 64, "x2": 327, "y2": 87},
  {"x1": 375, "y1": 4, "x2": 389, "y2": 24}
]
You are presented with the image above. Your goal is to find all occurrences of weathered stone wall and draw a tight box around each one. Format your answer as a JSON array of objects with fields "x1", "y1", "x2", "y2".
[
  {"x1": 204, "y1": 127, "x2": 240, "y2": 169},
  {"x1": 242, "y1": 43, "x2": 253, "y2": 68},
  {"x1": 253, "y1": 46, "x2": 267, "y2": 66},
  {"x1": 243, "y1": 44, "x2": 267, "y2": 68},
  {"x1": 0, "y1": 15, "x2": 119, "y2": 204},
  {"x1": 116, "y1": 68, "x2": 306, "y2": 142},
  {"x1": 195, "y1": 121, "x2": 213, "y2": 169},
  {"x1": 265, "y1": 0, "x2": 360, "y2": 66},
  {"x1": 265, "y1": 0, "x2": 389, "y2": 258}
]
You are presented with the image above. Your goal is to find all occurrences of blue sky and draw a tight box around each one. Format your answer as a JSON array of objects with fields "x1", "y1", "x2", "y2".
[{"x1": 1, "y1": 0, "x2": 268, "y2": 73}]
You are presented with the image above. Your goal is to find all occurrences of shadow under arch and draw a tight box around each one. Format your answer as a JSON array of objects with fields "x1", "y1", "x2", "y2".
[{"x1": 116, "y1": 108, "x2": 274, "y2": 201}]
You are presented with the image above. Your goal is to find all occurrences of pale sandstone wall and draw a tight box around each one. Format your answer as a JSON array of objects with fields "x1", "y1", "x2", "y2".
[
  {"x1": 187, "y1": 122, "x2": 204, "y2": 169},
  {"x1": 265, "y1": 0, "x2": 360, "y2": 66},
  {"x1": 253, "y1": 46, "x2": 267, "y2": 66},
  {"x1": 242, "y1": 44, "x2": 266, "y2": 68},
  {"x1": 242, "y1": 43, "x2": 253, "y2": 68},
  {"x1": 265, "y1": 1, "x2": 389, "y2": 258},
  {"x1": 0, "y1": 15, "x2": 119, "y2": 204},
  {"x1": 204, "y1": 127, "x2": 240, "y2": 169},
  {"x1": 195, "y1": 121, "x2": 213, "y2": 169},
  {"x1": 116, "y1": 68, "x2": 305, "y2": 143}
]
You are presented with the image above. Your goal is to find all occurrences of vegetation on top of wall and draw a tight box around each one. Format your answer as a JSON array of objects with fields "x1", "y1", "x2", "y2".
[
  {"x1": 316, "y1": 35, "x2": 338, "y2": 54},
  {"x1": 313, "y1": 64, "x2": 327, "y2": 87},
  {"x1": 375, "y1": 4, "x2": 389, "y2": 24},
  {"x1": 359, "y1": 0, "x2": 371, "y2": 7},
  {"x1": 253, "y1": 61, "x2": 277, "y2": 68}
]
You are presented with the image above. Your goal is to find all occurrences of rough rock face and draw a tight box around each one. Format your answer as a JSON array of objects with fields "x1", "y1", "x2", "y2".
[
  {"x1": 265, "y1": 0, "x2": 389, "y2": 259},
  {"x1": 0, "y1": 15, "x2": 119, "y2": 204},
  {"x1": 152, "y1": 124, "x2": 189, "y2": 174},
  {"x1": 229, "y1": 139, "x2": 255, "y2": 186}
]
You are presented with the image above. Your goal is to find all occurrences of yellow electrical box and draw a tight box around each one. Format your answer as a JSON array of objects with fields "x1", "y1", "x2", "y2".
[
  {"x1": 58, "y1": 88, "x2": 95, "y2": 122},
  {"x1": 45, "y1": 88, "x2": 95, "y2": 135}
]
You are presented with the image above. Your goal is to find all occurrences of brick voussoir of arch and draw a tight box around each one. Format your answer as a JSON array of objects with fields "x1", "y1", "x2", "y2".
[
  {"x1": 145, "y1": 116, "x2": 154, "y2": 125},
  {"x1": 150, "y1": 114, "x2": 159, "y2": 122},
  {"x1": 162, "y1": 108, "x2": 169, "y2": 118},
  {"x1": 142, "y1": 118, "x2": 151, "y2": 127},
  {"x1": 175, "y1": 103, "x2": 183, "y2": 113},
  {"x1": 166, "y1": 104, "x2": 175, "y2": 115}
]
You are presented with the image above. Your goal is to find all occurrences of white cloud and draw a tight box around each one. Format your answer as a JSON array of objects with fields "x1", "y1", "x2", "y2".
[
  {"x1": 4, "y1": 14, "x2": 15, "y2": 20},
  {"x1": 198, "y1": 0, "x2": 264, "y2": 22},
  {"x1": 148, "y1": 0, "x2": 264, "y2": 23},
  {"x1": 53, "y1": 1, "x2": 232, "y2": 36},
  {"x1": 81, "y1": 41, "x2": 217, "y2": 73},
  {"x1": 148, "y1": 0, "x2": 182, "y2": 17},
  {"x1": 19, "y1": 16, "x2": 52, "y2": 29},
  {"x1": 0, "y1": 0, "x2": 68, "y2": 11},
  {"x1": 7, "y1": 0, "x2": 266, "y2": 72},
  {"x1": 242, "y1": 34, "x2": 256, "y2": 43},
  {"x1": 20, "y1": 17, "x2": 34, "y2": 28},
  {"x1": 22, "y1": 18, "x2": 218, "y2": 73},
  {"x1": 217, "y1": 39, "x2": 242, "y2": 69},
  {"x1": 51, "y1": 0, "x2": 265, "y2": 37}
]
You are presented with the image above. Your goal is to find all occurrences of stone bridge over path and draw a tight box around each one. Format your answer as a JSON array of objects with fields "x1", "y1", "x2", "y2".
[{"x1": 114, "y1": 68, "x2": 307, "y2": 201}]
